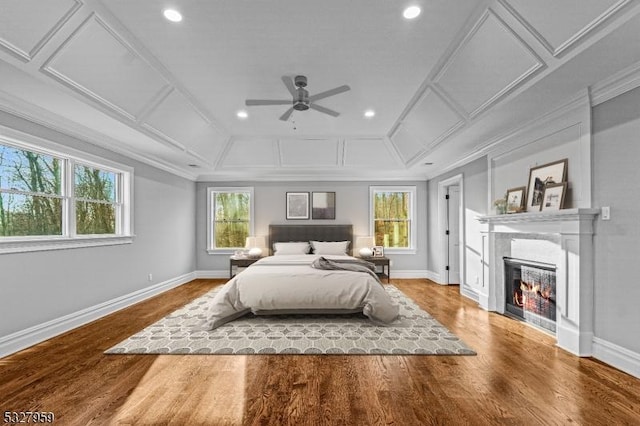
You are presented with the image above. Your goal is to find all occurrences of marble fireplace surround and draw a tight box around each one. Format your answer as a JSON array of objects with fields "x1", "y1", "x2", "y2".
[{"x1": 478, "y1": 209, "x2": 599, "y2": 356}]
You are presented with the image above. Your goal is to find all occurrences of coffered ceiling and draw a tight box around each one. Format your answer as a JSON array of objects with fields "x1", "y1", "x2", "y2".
[{"x1": 1, "y1": 0, "x2": 639, "y2": 180}]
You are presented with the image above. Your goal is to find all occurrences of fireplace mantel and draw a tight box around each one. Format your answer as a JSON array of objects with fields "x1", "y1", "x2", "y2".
[{"x1": 478, "y1": 208, "x2": 599, "y2": 356}]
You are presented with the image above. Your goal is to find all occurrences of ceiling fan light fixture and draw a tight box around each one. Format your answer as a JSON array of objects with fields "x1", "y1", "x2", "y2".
[
  {"x1": 403, "y1": 6, "x2": 421, "y2": 20},
  {"x1": 364, "y1": 109, "x2": 376, "y2": 118},
  {"x1": 163, "y1": 9, "x2": 183, "y2": 22}
]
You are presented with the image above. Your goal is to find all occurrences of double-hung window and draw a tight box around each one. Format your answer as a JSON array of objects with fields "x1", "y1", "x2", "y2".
[
  {"x1": 207, "y1": 187, "x2": 254, "y2": 253},
  {"x1": 370, "y1": 186, "x2": 416, "y2": 253},
  {"x1": 0, "y1": 127, "x2": 133, "y2": 253}
]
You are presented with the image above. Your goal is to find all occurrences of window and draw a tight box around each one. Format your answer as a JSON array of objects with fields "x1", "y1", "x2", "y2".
[
  {"x1": 370, "y1": 186, "x2": 416, "y2": 253},
  {"x1": 74, "y1": 163, "x2": 118, "y2": 235},
  {"x1": 0, "y1": 127, "x2": 133, "y2": 253},
  {"x1": 207, "y1": 187, "x2": 254, "y2": 253}
]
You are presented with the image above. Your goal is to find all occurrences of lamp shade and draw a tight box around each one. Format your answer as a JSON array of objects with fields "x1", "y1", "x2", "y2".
[
  {"x1": 245, "y1": 236, "x2": 266, "y2": 258},
  {"x1": 355, "y1": 236, "x2": 375, "y2": 248}
]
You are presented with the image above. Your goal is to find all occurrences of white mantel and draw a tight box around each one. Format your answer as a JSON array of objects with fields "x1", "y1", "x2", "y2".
[{"x1": 478, "y1": 208, "x2": 599, "y2": 356}]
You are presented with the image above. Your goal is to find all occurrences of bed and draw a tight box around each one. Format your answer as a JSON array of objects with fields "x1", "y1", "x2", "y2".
[{"x1": 198, "y1": 225, "x2": 399, "y2": 330}]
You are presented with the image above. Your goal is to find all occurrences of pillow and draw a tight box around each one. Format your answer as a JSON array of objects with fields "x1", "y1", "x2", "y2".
[
  {"x1": 273, "y1": 242, "x2": 311, "y2": 255},
  {"x1": 310, "y1": 240, "x2": 350, "y2": 255}
]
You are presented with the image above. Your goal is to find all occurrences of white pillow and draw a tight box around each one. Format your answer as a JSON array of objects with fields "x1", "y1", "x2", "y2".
[
  {"x1": 310, "y1": 240, "x2": 350, "y2": 255},
  {"x1": 273, "y1": 242, "x2": 311, "y2": 255}
]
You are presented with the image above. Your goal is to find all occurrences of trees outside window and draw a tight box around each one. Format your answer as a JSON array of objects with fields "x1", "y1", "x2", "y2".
[
  {"x1": 0, "y1": 132, "x2": 132, "y2": 253},
  {"x1": 370, "y1": 186, "x2": 416, "y2": 252},
  {"x1": 75, "y1": 164, "x2": 118, "y2": 235},
  {"x1": 208, "y1": 187, "x2": 254, "y2": 251},
  {"x1": 1, "y1": 144, "x2": 63, "y2": 237}
]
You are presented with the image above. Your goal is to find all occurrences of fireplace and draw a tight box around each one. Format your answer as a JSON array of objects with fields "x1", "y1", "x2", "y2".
[
  {"x1": 504, "y1": 257, "x2": 556, "y2": 333},
  {"x1": 478, "y1": 209, "x2": 599, "y2": 356}
]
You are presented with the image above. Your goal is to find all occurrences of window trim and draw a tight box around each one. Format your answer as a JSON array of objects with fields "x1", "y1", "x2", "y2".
[
  {"x1": 369, "y1": 185, "x2": 417, "y2": 254},
  {"x1": 206, "y1": 186, "x2": 255, "y2": 254},
  {"x1": 0, "y1": 126, "x2": 134, "y2": 254}
]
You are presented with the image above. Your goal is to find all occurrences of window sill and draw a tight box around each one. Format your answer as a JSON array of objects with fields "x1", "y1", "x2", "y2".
[
  {"x1": 382, "y1": 248, "x2": 417, "y2": 255},
  {"x1": 0, "y1": 235, "x2": 135, "y2": 254},
  {"x1": 206, "y1": 249, "x2": 238, "y2": 255}
]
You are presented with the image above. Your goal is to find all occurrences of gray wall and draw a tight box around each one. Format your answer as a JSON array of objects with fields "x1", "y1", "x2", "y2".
[
  {"x1": 196, "y1": 180, "x2": 428, "y2": 273},
  {"x1": 427, "y1": 157, "x2": 488, "y2": 294},
  {"x1": 0, "y1": 111, "x2": 196, "y2": 338},
  {"x1": 592, "y1": 86, "x2": 640, "y2": 354}
]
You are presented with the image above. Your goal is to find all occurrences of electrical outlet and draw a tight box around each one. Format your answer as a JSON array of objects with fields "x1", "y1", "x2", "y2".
[
  {"x1": 602, "y1": 206, "x2": 610, "y2": 221},
  {"x1": 148, "y1": 273, "x2": 153, "y2": 281}
]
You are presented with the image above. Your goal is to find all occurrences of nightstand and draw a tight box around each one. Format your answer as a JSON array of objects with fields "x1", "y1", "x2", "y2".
[
  {"x1": 229, "y1": 256, "x2": 261, "y2": 278},
  {"x1": 363, "y1": 256, "x2": 390, "y2": 283}
]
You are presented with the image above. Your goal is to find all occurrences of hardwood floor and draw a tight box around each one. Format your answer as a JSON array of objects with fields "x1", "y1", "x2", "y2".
[{"x1": 1, "y1": 279, "x2": 639, "y2": 425}]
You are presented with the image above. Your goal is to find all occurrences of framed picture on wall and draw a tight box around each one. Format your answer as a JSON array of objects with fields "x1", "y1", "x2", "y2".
[
  {"x1": 526, "y1": 159, "x2": 567, "y2": 212},
  {"x1": 286, "y1": 192, "x2": 309, "y2": 220},
  {"x1": 540, "y1": 182, "x2": 567, "y2": 211},
  {"x1": 506, "y1": 186, "x2": 526, "y2": 213},
  {"x1": 311, "y1": 192, "x2": 336, "y2": 219}
]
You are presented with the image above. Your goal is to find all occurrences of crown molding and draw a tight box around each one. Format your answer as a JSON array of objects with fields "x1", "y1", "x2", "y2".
[
  {"x1": 590, "y1": 59, "x2": 640, "y2": 106},
  {"x1": 0, "y1": 90, "x2": 198, "y2": 181}
]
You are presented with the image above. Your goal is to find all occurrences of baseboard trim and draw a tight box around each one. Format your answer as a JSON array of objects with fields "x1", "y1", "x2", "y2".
[
  {"x1": 195, "y1": 270, "x2": 229, "y2": 279},
  {"x1": 592, "y1": 337, "x2": 640, "y2": 379},
  {"x1": 0, "y1": 272, "x2": 195, "y2": 359},
  {"x1": 460, "y1": 285, "x2": 480, "y2": 302},
  {"x1": 426, "y1": 270, "x2": 444, "y2": 284}
]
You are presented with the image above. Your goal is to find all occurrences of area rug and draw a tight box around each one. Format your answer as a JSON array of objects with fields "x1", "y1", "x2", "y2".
[{"x1": 105, "y1": 285, "x2": 475, "y2": 355}]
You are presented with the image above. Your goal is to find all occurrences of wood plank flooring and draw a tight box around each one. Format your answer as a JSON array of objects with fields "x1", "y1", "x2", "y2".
[{"x1": 1, "y1": 279, "x2": 639, "y2": 425}]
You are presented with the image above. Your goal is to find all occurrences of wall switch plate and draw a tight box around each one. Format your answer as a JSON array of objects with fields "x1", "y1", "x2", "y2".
[{"x1": 602, "y1": 206, "x2": 610, "y2": 220}]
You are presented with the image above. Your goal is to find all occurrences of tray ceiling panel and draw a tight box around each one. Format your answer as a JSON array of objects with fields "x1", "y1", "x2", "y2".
[
  {"x1": 0, "y1": 0, "x2": 81, "y2": 61},
  {"x1": 279, "y1": 139, "x2": 340, "y2": 167},
  {"x1": 141, "y1": 88, "x2": 224, "y2": 160},
  {"x1": 402, "y1": 88, "x2": 465, "y2": 151},
  {"x1": 501, "y1": 0, "x2": 630, "y2": 56},
  {"x1": 222, "y1": 139, "x2": 278, "y2": 167},
  {"x1": 434, "y1": 10, "x2": 544, "y2": 118},
  {"x1": 343, "y1": 138, "x2": 399, "y2": 168},
  {"x1": 42, "y1": 14, "x2": 169, "y2": 120},
  {"x1": 389, "y1": 125, "x2": 425, "y2": 165}
]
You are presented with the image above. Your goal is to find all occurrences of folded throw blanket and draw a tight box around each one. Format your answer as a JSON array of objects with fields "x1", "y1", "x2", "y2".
[{"x1": 311, "y1": 256, "x2": 381, "y2": 282}]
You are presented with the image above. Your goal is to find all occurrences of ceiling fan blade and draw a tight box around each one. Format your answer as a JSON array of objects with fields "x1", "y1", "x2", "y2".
[
  {"x1": 308, "y1": 85, "x2": 350, "y2": 102},
  {"x1": 279, "y1": 107, "x2": 295, "y2": 121},
  {"x1": 281, "y1": 76, "x2": 297, "y2": 96},
  {"x1": 245, "y1": 99, "x2": 291, "y2": 106},
  {"x1": 309, "y1": 103, "x2": 340, "y2": 117}
]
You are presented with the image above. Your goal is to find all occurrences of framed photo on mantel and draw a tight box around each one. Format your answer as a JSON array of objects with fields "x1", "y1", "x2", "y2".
[
  {"x1": 526, "y1": 159, "x2": 567, "y2": 212},
  {"x1": 506, "y1": 186, "x2": 526, "y2": 214}
]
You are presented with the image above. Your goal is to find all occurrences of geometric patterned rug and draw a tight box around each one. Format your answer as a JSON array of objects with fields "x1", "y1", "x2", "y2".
[{"x1": 105, "y1": 285, "x2": 476, "y2": 355}]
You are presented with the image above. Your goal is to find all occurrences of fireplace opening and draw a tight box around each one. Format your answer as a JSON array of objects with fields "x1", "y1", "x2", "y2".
[{"x1": 504, "y1": 257, "x2": 556, "y2": 333}]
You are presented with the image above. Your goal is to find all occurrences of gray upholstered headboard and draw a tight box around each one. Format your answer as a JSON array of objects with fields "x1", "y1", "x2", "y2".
[{"x1": 269, "y1": 225, "x2": 354, "y2": 255}]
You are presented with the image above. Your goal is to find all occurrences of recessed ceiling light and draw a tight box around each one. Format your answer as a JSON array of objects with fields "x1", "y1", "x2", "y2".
[
  {"x1": 403, "y1": 6, "x2": 421, "y2": 20},
  {"x1": 237, "y1": 110, "x2": 248, "y2": 119},
  {"x1": 364, "y1": 110, "x2": 376, "y2": 118},
  {"x1": 163, "y1": 9, "x2": 182, "y2": 22}
]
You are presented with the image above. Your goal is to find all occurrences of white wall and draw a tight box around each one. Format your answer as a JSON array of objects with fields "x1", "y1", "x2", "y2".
[
  {"x1": 196, "y1": 180, "x2": 428, "y2": 276},
  {"x1": 0, "y1": 111, "x2": 196, "y2": 351},
  {"x1": 592, "y1": 86, "x2": 640, "y2": 357},
  {"x1": 488, "y1": 95, "x2": 592, "y2": 212},
  {"x1": 427, "y1": 156, "x2": 488, "y2": 298}
]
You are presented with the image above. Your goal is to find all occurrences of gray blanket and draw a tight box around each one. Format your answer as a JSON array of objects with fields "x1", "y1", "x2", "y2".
[{"x1": 311, "y1": 256, "x2": 381, "y2": 282}]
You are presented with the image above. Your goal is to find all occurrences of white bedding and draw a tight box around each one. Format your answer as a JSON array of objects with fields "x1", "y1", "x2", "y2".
[{"x1": 199, "y1": 255, "x2": 399, "y2": 329}]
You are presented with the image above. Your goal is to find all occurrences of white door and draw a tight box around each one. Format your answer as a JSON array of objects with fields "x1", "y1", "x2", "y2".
[{"x1": 447, "y1": 186, "x2": 461, "y2": 285}]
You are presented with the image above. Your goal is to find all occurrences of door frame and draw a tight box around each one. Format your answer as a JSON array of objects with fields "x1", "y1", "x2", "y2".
[{"x1": 437, "y1": 174, "x2": 465, "y2": 286}]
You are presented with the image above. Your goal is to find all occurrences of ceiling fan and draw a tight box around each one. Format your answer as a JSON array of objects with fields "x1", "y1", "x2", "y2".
[{"x1": 245, "y1": 75, "x2": 350, "y2": 121}]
